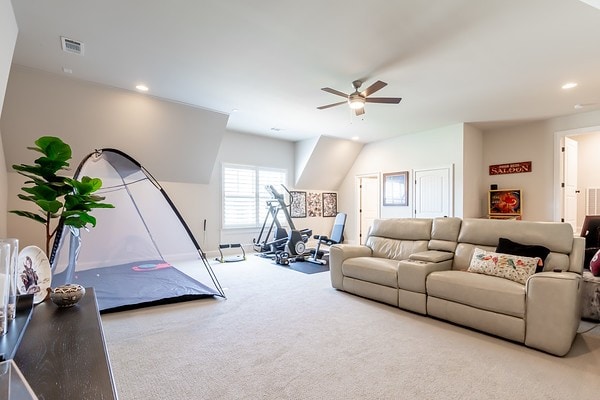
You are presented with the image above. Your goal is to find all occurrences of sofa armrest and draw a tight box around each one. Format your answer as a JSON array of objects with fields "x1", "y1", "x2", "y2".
[
  {"x1": 329, "y1": 244, "x2": 372, "y2": 289},
  {"x1": 525, "y1": 271, "x2": 582, "y2": 356}
]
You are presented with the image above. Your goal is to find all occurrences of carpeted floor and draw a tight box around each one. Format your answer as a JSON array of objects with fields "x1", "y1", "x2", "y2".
[{"x1": 102, "y1": 256, "x2": 600, "y2": 400}]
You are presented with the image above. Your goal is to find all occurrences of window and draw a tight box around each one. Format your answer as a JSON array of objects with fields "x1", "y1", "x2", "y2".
[{"x1": 222, "y1": 164, "x2": 287, "y2": 228}]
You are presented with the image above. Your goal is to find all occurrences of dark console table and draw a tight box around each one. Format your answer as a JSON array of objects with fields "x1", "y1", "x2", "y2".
[{"x1": 14, "y1": 287, "x2": 118, "y2": 399}]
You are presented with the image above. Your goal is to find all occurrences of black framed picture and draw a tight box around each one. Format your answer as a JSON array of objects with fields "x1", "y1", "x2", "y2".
[
  {"x1": 290, "y1": 191, "x2": 306, "y2": 218},
  {"x1": 307, "y1": 192, "x2": 322, "y2": 217},
  {"x1": 322, "y1": 192, "x2": 337, "y2": 217}
]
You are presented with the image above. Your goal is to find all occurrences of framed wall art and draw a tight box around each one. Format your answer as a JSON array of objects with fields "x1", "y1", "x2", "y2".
[
  {"x1": 322, "y1": 192, "x2": 338, "y2": 217},
  {"x1": 488, "y1": 189, "x2": 521, "y2": 216},
  {"x1": 307, "y1": 192, "x2": 322, "y2": 217},
  {"x1": 383, "y1": 171, "x2": 409, "y2": 206},
  {"x1": 290, "y1": 191, "x2": 306, "y2": 218}
]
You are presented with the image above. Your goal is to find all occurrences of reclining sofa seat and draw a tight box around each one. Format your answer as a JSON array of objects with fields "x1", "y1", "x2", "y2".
[
  {"x1": 329, "y1": 218, "x2": 433, "y2": 306},
  {"x1": 330, "y1": 217, "x2": 585, "y2": 356},
  {"x1": 426, "y1": 218, "x2": 584, "y2": 356}
]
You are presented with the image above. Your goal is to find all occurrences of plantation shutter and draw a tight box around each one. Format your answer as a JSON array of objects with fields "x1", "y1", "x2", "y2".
[
  {"x1": 223, "y1": 166, "x2": 256, "y2": 227},
  {"x1": 258, "y1": 169, "x2": 287, "y2": 223},
  {"x1": 223, "y1": 165, "x2": 286, "y2": 228}
]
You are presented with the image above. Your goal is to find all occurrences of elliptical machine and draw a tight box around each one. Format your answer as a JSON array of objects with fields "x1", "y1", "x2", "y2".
[{"x1": 252, "y1": 184, "x2": 312, "y2": 264}]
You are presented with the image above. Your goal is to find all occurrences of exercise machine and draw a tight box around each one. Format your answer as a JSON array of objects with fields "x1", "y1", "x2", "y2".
[
  {"x1": 215, "y1": 243, "x2": 246, "y2": 263},
  {"x1": 253, "y1": 184, "x2": 312, "y2": 261},
  {"x1": 304, "y1": 212, "x2": 347, "y2": 265}
]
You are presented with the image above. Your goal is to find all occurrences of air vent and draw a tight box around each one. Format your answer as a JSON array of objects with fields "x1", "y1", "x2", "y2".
[{"x1": 61, "y1": 36, "x2": 84, "y2": 55}]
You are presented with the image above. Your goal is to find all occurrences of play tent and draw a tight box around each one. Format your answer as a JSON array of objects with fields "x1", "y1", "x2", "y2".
[{"x1": 50, "y1": 149, "x2": 225, "y2": 312}]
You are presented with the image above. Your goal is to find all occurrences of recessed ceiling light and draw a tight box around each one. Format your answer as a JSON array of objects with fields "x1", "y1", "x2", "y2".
[
  {"x1": 62, "y1": 67, "x2": 72, "y2": 74},
  {"x1": 351, "y1": 136, "x2": 359, "y2": 141},
  {"x1": 561, "y1": 82, "x2": 578, "y2": 89},
  {"x1": 135, "y1": 84, "x2": 149, "y2": 92}
]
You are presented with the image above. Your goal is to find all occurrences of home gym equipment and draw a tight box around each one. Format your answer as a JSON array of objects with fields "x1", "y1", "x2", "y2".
[
  {"x1": 215, "y1": 243, "x2": 246, "y2": 263},
  {"x1": 252, "y1": 184, "x2": 312, "y2": 261},
  {"x1": 305, "y1": 212, "x2": 347, "y2": 265}
]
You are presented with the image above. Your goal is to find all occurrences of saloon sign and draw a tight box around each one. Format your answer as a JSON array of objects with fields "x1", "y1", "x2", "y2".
[{"x1": 489, "y1": 161, "x2": 532, "y2": 175}]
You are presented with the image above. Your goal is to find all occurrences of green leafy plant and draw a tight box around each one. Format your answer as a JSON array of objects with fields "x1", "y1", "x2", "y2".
[{"x1": 11, "y1": 136, "x2": 114, "y2": 255}]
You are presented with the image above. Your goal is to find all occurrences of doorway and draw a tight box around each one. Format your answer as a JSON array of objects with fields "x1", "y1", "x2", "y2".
[
  {"x1": 555, "y1": 126, "x2": 600, "y2": 232},
  {"x1": 413, "y1": 166, "x2": 453, "y2": 218},
  {"x1": 356, "y1": 174, "x2": 379, "y2": 245}
]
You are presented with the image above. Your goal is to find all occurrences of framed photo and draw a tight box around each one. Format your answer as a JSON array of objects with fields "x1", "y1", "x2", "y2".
[
  {"x1": 290, "y1": 191, "x2": 306, "y2": 218},
  {"x1": 383, "y1": 171, "x2": 409, "y2": 206},
  {"x1": 322, "y1": 192, "x2": 337, "y2": 217},
  {"x1": 488, "y1": 189, "x2": 521, "y2": 216},
  {"x1": 307, "y1": 192, "x2": 322, "y2": 217}
]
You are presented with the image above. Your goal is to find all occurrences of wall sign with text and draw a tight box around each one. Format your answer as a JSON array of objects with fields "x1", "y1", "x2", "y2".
[{"x1": 489, "y1": 161, "x2": 532, "y2": 175}]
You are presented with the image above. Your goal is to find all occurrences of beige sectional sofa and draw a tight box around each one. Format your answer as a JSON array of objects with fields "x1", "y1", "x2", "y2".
[{"x1": 329, "y1": 217, "x2": 585, "y2": 356}]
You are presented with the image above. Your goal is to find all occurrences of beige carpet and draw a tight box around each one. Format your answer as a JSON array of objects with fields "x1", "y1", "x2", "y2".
[{"x1": 102, "y1": 256, "x2": 600, "y2": 400}]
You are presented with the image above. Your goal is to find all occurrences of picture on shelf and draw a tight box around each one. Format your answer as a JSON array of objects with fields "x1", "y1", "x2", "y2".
[{"x1": 488, "y1": 189, "x2": 521, "y2": 215}]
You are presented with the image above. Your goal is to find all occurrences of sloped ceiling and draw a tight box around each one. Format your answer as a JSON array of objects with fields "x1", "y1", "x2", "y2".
[
  {"x1": 1, "y1": 66, "x2": 226, "y2": 184},
  {"x1": 295, "y1": 136, "x2": 363, "y2": 190}
]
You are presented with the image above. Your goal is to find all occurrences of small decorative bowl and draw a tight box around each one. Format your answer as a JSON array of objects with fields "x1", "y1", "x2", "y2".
[{"x1": 50, "y1": 284, "x2": 86, "y2": 308}]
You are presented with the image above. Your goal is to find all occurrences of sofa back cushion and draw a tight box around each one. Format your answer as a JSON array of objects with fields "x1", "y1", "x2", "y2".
[
  {"x1": 429, "y1": 217, "x2": 462, "y2": 252},
  {"x1": 367, "y1": 218, "x2": 432, "y2": 260},
  {"x1": 453, "y1": 218, "x2": 579, "y2": 273}
]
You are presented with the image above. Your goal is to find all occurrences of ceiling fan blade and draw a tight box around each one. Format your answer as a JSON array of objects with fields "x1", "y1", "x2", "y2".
[
  {"x1": 321, "y1": 87, "x2": 349, "y2": 98},
  {"x1": 361, "y1": 80, "x2": 387, "y2": 97},
  {"x1": 365, "y1": 97, "x2": 402, "y2": 104},
  {"x1": 355, "y1": 107, "x2": 365, "y2": 116},
  {"x1": 317, "y1": 100, "x2": 347, "y2": 110}
]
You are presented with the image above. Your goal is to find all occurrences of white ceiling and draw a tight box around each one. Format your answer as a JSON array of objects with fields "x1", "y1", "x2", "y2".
[{"x1": 9, "y1": 0, "x2": 600, "y2": 143}]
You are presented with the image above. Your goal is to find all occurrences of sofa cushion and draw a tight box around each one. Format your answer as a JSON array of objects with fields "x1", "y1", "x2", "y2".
[
  {"x1": 496, "y1": 237, "x2": 550, "y2": 273},
  {"x1": 367, "y1": 237, "x2": 429, "y2": 261},
  {"x1": 342, "y1": 257, "x2": 399, "y2": 288},
  {"x1": 427, "y1": 270, "x2": 526, "y2": 318},
  {"x1": 467, "y1": 248, "x2": 538, "y2": 285}
]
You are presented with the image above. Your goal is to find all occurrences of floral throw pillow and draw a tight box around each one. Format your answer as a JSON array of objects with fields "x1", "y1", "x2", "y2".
[{"x1": 467, "y1": 248, "x2": 540, "y2": 285}]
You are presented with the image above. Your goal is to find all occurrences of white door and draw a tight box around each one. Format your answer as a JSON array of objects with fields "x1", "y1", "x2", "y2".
[
  {"x1": 358, "y1": 175, "x2": 379, "y2": 244},
  {"x1": 414, "y1": 166, "x2": 453, "y2": 218},
  {"x1": 562, "y1": 137, "x2": 578, "y2": 230}
]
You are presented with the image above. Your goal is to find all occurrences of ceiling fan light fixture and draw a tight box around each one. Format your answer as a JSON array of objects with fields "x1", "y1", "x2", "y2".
[{"x1": 348, "y1": 94, "x2": 365, "y2": 109}]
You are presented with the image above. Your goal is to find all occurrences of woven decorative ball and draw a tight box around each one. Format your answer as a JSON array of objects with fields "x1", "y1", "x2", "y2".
[{"x1": 50, "y1": 284, "x2": 86, "y2": 307}]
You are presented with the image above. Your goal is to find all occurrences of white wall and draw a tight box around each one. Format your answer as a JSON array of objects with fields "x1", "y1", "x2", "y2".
[
  {"x1": 463, "y1": 123, "x2": 484, "y2": 217},
  {"x1": 482, "y1": 109, "x2": 600, "y2": 222},
  {"x1": 0, "y1": 0, "x2": 18, "y2": 237},
  {"x1": 338, "y1": 123, "x2": 464, "y2": 243}
]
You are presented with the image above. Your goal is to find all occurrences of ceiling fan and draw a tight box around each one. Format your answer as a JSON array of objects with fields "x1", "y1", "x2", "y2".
[{"x1": 317, "y1": 79, "x2": 402, "y2": 116}]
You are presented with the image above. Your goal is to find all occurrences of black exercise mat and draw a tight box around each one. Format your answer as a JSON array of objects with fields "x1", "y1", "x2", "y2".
[{"x1": 286, "y1": 261, "x2": 329, "y2": 274}]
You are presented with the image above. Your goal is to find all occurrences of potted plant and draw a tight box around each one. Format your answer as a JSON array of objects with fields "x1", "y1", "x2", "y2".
[{"x1": 10, "y1": 136, "x2": 114, "y2": 256}]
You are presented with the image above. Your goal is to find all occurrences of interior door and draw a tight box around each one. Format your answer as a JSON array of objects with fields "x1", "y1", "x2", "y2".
[
  {"x1": 562, "y1": 136, "x2": 578, "y2": 230},
  {"x1": 358, "y1": 175, "x2": 379, "y2": 244},
  {"x1": 414, "y1": 166, "x2": 452, "y2": 218}
]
